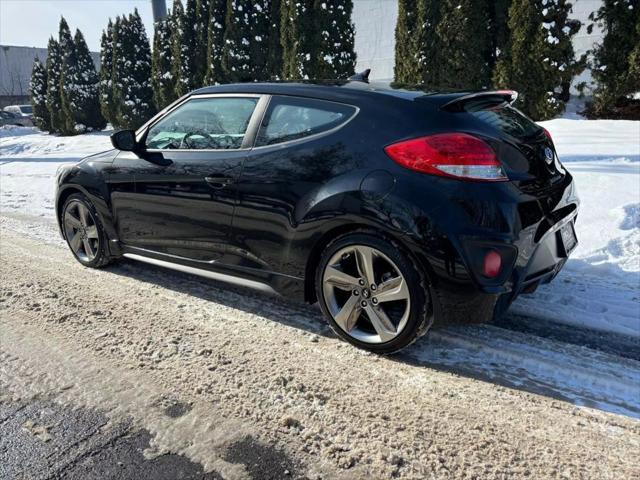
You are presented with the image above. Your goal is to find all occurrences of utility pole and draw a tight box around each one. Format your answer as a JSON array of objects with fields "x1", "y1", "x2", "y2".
[{"x1": 151, "y1": 0, "x2": 167, "y2": 22}]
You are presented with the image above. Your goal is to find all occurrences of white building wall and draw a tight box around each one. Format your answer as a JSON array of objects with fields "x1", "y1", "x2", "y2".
[
  {"x1": 352, "y1": 0, "x2": 604, "y2": 91},
  {"x1": 353, "y1": 0, "x2": 399, "y2": 81}
]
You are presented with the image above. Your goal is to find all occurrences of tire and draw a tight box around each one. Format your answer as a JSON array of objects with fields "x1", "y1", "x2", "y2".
[
  {"x1": 315, "y1": 231, "x2": 432, "y2": 354},
  {"x1": 61, "y1": 193, "x2": 111, "y2": 268}
]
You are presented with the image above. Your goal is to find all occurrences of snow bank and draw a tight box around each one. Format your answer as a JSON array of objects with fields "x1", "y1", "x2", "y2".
[
  {"x1": 512, "y1": 119, "x2": 640, "y2": 337},
  {"x1": 0, "y1": 125, "x2": 112, "y2": 159}
]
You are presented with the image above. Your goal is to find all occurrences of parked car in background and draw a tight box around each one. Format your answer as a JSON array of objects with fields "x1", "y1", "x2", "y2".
[
  {"x1": 0, "y1": 110, "x2": 30, "y2": 127},
  {"x1": 3, "y1": 105, "x2": 34, "y2": 126}
]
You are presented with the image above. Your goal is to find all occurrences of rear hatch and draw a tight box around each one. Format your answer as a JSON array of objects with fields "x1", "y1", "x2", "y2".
[{"x1": 439, "y1": 91, "x2": 567, "y2": 195}]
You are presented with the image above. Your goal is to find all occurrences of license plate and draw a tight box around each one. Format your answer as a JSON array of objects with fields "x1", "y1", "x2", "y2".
[{"x1": 560, "y1": 222, "x2": 577, "y2": 254}]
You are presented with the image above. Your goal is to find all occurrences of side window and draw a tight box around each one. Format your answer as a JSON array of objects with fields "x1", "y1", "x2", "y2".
[
  {"x1": 256, "y1": 96, "x2": 356, "y2": 147},
  {"x1": 145, "y1": 97, "x2": 258, "y2": 150}
]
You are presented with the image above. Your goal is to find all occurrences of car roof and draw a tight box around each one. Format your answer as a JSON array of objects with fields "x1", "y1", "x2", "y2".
[{"x1": 191, "y1": 80, "x2": 475, "y2": 107}]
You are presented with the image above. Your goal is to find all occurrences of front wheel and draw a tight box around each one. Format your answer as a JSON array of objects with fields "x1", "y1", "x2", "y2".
[
  {"x1": 61, "y1": 193, "x2": 111, "y2": 268},
  {"x1": 316, "y1": 232, "x2": 432, "y2": 354}
]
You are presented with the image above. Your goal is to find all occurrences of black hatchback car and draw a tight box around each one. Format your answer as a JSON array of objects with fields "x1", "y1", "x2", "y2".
[{"x1": 55, "y1": 78, "x2": 579, "y2": 353}]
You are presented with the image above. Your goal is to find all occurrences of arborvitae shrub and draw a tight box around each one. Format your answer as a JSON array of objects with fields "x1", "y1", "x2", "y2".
[
  {"x1": 45, "y1": 38, "x2": 63, "y2": 132},
  {"x1": 395, "y1": 0, "x2": 424, "y2": 84},
  {"x1": 30, "y1": 57, "x2": 50, "y2": 131},
  {"x1": 194, "y1": 0, "x2": 211, "y2": 86},
  {"x1": 60, "y1": 30, "x2": 106, "y2": 134},
  {"x1": 112, "y1": 11, "x2": 156, "y2": 129},
  {"x1": 435, "y1": 0, "x2": 492, "y2": 90},
  {"x1": 152, "y1": 17, "x2": 176, "y2": 109},
  {"x1": 281, "y1": 0, "x2": 315, "y2": 79},
  {"x1": 312, "y1": 0, "x2": 356, "y2": 79},
  {"x1": 494, "y1": 0, "x2": 582, "y2": 120},
  {"x1": 205, "y1": 0, "x2": 228, "y2": 84},
  {"x1": 99, "y1": 19, "x2": 118, "y2": 126},
  {"x1": 588, "y1": 0, "x2": 640, "y2": 118}
]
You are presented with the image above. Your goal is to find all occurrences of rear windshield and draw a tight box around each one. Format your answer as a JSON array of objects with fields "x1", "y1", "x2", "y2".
[
  {"x1": 464, "y1": 100, "x2": 540, "y2": 139},
  {"x1": 19, "y1": 105, "x2": 33, "y2": 114}
]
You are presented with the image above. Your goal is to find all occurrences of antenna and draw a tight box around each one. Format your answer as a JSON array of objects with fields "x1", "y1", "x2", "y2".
[{"x1": 348, "y1": 69, "x2": 371, "y2": 83}]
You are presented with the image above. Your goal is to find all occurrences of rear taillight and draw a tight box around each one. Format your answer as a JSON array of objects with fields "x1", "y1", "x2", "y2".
[
  {"x1": 542, "y1": 127, "x2": 553, "y2": 143},
  {"x1": 384, "y1": 133, "x2": 508, "y2": 182}
]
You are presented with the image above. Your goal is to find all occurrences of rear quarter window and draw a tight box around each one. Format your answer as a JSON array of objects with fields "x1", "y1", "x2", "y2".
[{"x1": 256, "y1": 96, "x2": 357, "y2": 147}]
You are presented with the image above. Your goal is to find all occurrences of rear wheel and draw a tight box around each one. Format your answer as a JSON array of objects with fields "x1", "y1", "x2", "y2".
[
  {"x1": 62, "y1": 193, "x2": 111, "y2": 268},
  {"x1": 316, "y1": 232, "x2": 432, "y2": 354}
]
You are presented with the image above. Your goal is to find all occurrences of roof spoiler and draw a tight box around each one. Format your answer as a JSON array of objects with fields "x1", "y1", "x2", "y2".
[
  {"x1": 441, "y1": 90, "x2": 518, "y2": 112},
  {"x1": 349, "y1": 69, "x2": 371, "y2": 83}
]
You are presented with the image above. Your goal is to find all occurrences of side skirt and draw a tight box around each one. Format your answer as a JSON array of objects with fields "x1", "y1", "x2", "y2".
[{"x1": 122, "y1": 253, "x2": 280, "y2": 296}]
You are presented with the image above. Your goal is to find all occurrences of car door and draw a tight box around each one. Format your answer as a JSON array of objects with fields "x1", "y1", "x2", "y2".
[
  {"x1": 233, "y1": 95, "x2": 360, "y2": 277},
  {"x1": 117, "y1": 94, "x2": 266, "y2": 263}
]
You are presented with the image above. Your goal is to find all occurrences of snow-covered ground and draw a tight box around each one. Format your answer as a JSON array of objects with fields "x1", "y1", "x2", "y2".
[
  {"x1": 1, "y1": 120, "x2": 638, "y2": 337},
  {"x1": 512, "y1": 119, "x2": 640, "y2": 337}
]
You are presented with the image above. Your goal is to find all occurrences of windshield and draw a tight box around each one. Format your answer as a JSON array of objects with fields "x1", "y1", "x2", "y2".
[{"x1": 19, "y1": 105, "x2": 33, "y2": 114}]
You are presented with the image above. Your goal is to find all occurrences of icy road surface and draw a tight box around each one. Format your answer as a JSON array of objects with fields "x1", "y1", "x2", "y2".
[{"x1": 1, "y1": 120, "x2": 639, "y2": 478}]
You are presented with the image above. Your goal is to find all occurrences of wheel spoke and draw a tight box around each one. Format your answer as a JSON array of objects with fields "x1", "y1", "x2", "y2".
[
  {"x1": 85, "y1": 225, "x2": 98, "y2": 239},
  {"x1": 83, "y1": 238, "x2": 94, "y2": 258},
  {"x1": 375, "y1": 276, "x2": 410, "y2": 303},
  {"x1": 69, "y1": 231, "x2": 83, "y2": 252},
  {"x1": 324, "y1": 265, "x2": 359, "y2": 291},
  {"x1": 64, "y1": 211, "x2": 82, "y2": 230},
  {"x1": 364, "y1": 305, "x2": 396, "y2": 342},
  {"x1": 77, "y1": 203, "x2": 89, "y2": 227},
  {"x1": 334, "y1": 295, "x2": 362, "y2": 333},
  {"x1": 354, "y1": 246, "x2": 376, "y2": 286}
]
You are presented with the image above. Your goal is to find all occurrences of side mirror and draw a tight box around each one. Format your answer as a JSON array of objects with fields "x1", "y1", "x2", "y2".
[{"x1": 110, "y1": 130, "x2": 137, "y2": 151}]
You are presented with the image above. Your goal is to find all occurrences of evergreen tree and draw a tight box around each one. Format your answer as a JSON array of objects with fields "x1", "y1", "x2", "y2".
[
  {"x1": 417, "y1": 0, "x2": 442, "y2": 86},
  {"x1": 56, "y1": 17, "x2": 77, "y2": 134},
  {"x1": 494, "y1": 0, "x2": 582, "y2": 120},
  {"x1": 221, "y1": 0, "x2": 255, "y2": 82},
  {"x1": 195, "y1": 0, "x2": 211, "y2": 86},
  {"x1": 394, "y1": 0, "x2": 421, "y2": 83},
  {"x1": 113, "y1": 10, "x2": 156, "y2": 129},
  {"x1": 204, "y1": 0, "x2": 227, "y2": 84},
  {"x1": 313, "y1": 0, "x2": 356, "y2": 79},
  {"x1": 58, "y1": 17, "x2": 74, "y2": 60},
  {"x1": 152, "y1": 17, "x2": 175, "y2": 108},
  {"x1": 60, "y1": 30, "x2": 105, "y2": 134},
  {"x1": 45, "y1": 37, "x2": 64, "y2": 133},
  {"x1": 489, "y1": 0, "x2": 512, "y2": 72},
  {"x1": 281, "y1": 0, "x2": 315, "y2": 79},
  {"x1": 29, "y1": 57, "x2": 50, "y2": 131},
  {"x1": 99, "y1": 19, "x2": 118, "y2": 126},
  {"x1": 589, "y1": 0, "x2": 640, "y2": 116},
  {"x1": 171, "y1": 0, "x2": 198, "y2": 96},
  {"x1": 266, "y1": 0, "x2": 283, "y2": 79},
  {"x1": 248, "y1": 0, "x2": 273, "y2": 81},
  {"x1": 217, "y1": 1, "x2": 273, "y2": 83},
  {"x1": 435, "y1": 0, "x2": 492, "y2": 90},
  {"x1": 59, "y1": 34, "x2": 79, "y2": 135}
]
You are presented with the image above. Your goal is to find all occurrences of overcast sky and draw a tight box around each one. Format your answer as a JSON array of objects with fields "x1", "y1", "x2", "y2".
[{"x1": 1, "y1": 0, "x2": 157, "y2": 51}]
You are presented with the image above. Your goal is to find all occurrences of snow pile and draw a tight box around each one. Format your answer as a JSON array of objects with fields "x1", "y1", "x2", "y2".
[
  {"x1": 511, "y1": 119, "x2": 640, "y2": 337},
  {"x1": 0, "y1": 125, "x2": 112, "y2": 159}
]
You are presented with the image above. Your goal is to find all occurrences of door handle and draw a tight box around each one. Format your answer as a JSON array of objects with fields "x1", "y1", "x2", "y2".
[{"x1": 204, "y1": 175, "x2": 233, "y2": 189}]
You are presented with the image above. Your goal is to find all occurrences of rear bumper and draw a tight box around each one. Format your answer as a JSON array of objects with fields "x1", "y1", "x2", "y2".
[{"x1": 399, "y1": 172, "x2": 579, "y2": 322}]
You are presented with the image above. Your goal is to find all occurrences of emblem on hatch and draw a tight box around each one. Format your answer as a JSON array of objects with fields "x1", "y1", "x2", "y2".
[{"x1": 544, "y1": 147, "x2": 554, "y2": 165}]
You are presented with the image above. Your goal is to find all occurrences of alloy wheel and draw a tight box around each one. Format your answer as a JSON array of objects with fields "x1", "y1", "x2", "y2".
[
  {"x1": 322, "y1": 245, "x2": 411, "y2": 344},
  {"x1": 63, "y1": 200, "x2": 99, "y2": 262}
]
